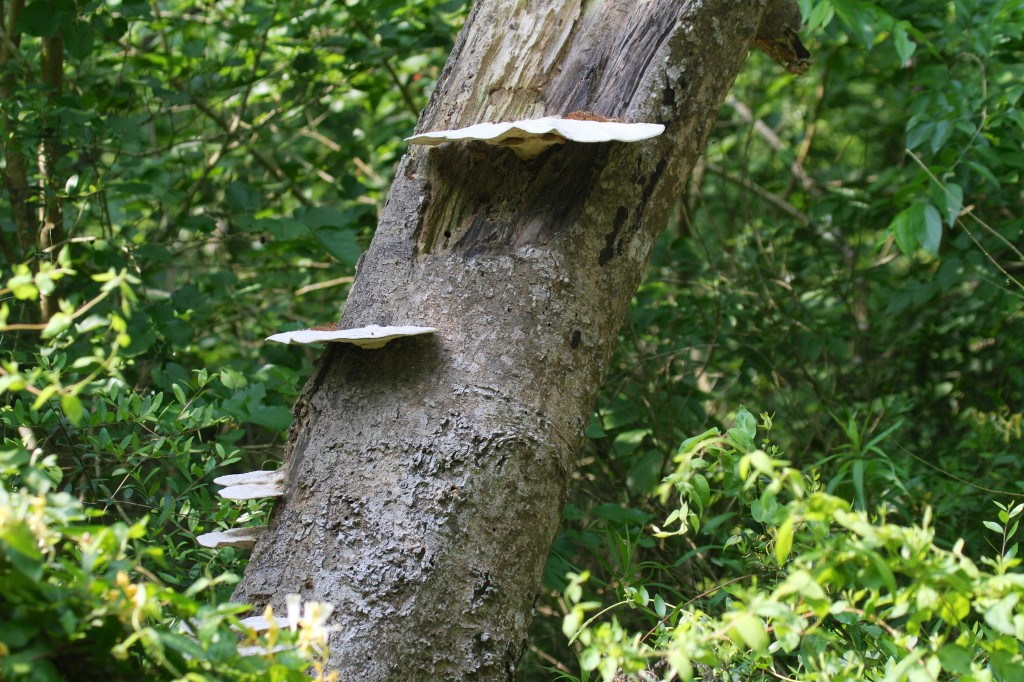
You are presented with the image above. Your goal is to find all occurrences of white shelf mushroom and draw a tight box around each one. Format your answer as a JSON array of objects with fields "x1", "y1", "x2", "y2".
[
  {"x1": 406, "y1": 115, "x2": 665, "y2": 159},
  {"x1": 236, "y1": 643, "x2": 291, "y2": 656},
  {"x1": 214, "y1": 470, "x2": 285, "y2": 500},
  {"x1": 213, "y1": 470, "x2": 285, "y2": 487},
  {"x1": 266, "y1": 324, "x2": 437, "y2": 349},
  {"x1": 218, "y1": 482, "x2": 285, "y2": 500},
  {"x1": 236, "y1": 614, "x2": 292, "y2": 633},
  {"x1": 196, "y1": 526, "x2": 265, "y2": 549}
]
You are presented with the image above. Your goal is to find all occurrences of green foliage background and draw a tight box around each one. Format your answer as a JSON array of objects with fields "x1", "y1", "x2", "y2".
[{"x1": 1, "y1": 0, "x2": 1022, "y2": 680}]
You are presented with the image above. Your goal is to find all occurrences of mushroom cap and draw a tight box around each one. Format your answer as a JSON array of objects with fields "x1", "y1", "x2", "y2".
[
  {"x1": 213, "y1": 470, "x2": 284, "y2": 487},
  {"x1": 406, "y1": 116, "x2": 665, "y2": 159},
  {"x1": 267, "y1": 324, "x2": 437, "y2": 349},
  {"x1": 196, "y1": 526, "x2": 265, "y2": 549},
  {"x1": 236, "y1": 615, "x2": 292, "y2": 633}
]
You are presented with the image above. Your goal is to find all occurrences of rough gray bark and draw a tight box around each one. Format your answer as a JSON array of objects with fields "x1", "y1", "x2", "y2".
[{"x1": 233, "y1": 0, "x2": 799, "y2": 678}]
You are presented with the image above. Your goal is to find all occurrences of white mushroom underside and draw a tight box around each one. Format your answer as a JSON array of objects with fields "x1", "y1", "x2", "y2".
[
  {"x1": 218, "y1": 482, "x2": 285, "y2": 500},
  {"x1": 196, "y1": 526, "x2": 265, "y2": 549},
  {"x1": 406, "y1": 116, "x2": 665, "y2": 159},
  {"x1": 236, "y1": 615, "x2": 293, "y2": 633},
  {"x1": 237, "y1": 644, "x2": 292, "y2": 656},
  {"x1": 266, "y1": 324, "x2": 437, "y2": 349},
  {"x1": 213, "y1": 470, "x2": 284, "y2": 487}
]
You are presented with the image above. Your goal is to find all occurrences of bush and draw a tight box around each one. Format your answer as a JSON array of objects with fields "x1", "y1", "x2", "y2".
[
  {"x1": 558, "y1": 409, "x2": 1024, "y2": 681},
  {"x1": 0, "y1": 261, "x2": 332, "y2": 681},
  {"x1": 0, "y1": 476, "x2": 333, "y2": 681}
]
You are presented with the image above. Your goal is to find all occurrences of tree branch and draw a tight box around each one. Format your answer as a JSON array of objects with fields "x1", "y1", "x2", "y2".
[
  {"x1": 188, "y1": 94, "x2": 312, "y2": 207},
  {"x1": 0, "y1": 1, "x2": 35, "y2": 260},
  {"x1": 37, "y1": 30, "x2": 64, "y2": 320}
]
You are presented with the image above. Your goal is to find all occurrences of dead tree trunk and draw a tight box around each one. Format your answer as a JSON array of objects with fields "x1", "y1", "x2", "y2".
[{"x1": 233, "y1": 0, "x2": 804, "y2": 678}]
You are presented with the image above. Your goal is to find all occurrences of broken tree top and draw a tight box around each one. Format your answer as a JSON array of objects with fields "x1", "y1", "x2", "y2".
[
  {"x1": 406, "y1": 115, "x2": 666, "y2": 159},
  {"x1": 266, "y1": 324, "x2": 437, "y2": 349}
]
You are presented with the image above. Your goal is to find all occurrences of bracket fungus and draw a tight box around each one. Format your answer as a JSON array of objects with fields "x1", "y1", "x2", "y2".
[
  {"x1": 236, "y1": 614, "x2": 293, "y2": 633},
  {"x1": 266, "y1": 324, "x2": 437, "y2": 349},
  {"x1": 196, "y1": 526, "x2": 265, "y2": 549},
  {"x1": 406, "y1": 115, "x2": 665, "y2": 159},
  {"x1": 215, "y1": 470, "x2": 285, "y2": 500}
]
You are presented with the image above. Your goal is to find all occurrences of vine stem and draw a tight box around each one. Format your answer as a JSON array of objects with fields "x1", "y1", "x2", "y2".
[{"x1": 906, "y1": 149, "x2": 1024, "y2": 294}]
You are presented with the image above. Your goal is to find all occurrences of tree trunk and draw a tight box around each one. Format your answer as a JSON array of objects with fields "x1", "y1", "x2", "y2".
[{"x1": 233, "y1": 0, "x2": 792, "y2": 678}]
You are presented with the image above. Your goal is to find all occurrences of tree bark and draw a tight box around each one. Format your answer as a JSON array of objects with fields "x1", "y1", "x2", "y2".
[
  {"x1": 38, "y1": 31, "x2": 64, "y2": 320},
  {"x1": 233, "y1": 0, "x2": 789, "y2": 678},
  {"x1": 0, "y1": 0, "x2": 33, "y2": 263}
]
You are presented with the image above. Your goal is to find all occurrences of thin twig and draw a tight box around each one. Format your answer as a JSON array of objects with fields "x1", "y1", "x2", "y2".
[
  {"x1": 704, "y1": 162, "x2": 809, "y2": 225},
  {"x1": 528, "y1": 643, "x2": 572, "y2": 674},
  {"x1": 894, "y1": 441, "x2": 1024, "y2": 498},
  {"x1": 0, "y1": 366, "x2": 42, "y2": 395},
  {"x1": 189, "y1": 95, "x2": 312, "y2": 207},
  {"x1": 639, "y1": 574, "x2": 756, "y2": 644},
  {"x1": 294, "y1": 276, "x2": 354, "y2": 296},
  {"x1": 0, "y1": 282, "x2": 114, "y2": 331},
  {"x1": 904, "y1": 150, "x2": 1024, "y2": 295},
  {"x1": 726, "y1": 95, "x2": 818, "y2": 195},
  {"x1": 352, "y1": 17, "x2": 421, "y2": 117}
]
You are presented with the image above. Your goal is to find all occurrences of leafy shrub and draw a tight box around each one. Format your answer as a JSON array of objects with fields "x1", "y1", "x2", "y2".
[
  {"x1": 0, "y1": 472, "x2": 333, "y2": 682},
  {"x1": 0, "y1": 254, "x2": 332, "y2": 680},
  {"x1": 559, "y1": 409, "x2": 1024, "y2": 681}
]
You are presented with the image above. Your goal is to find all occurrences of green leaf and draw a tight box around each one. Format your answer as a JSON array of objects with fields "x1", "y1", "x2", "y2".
[
  {"x1": 8, "y1": 272, "x2": 37, "y2": 300},
  {"x1": 1, "y1": 523, "x2": 44, "y2": 580},
  {"x1": 691, "y1": 473, "x2": 710, "y2": 511},
  {"x1": 890, "y1": 205, "x2": 917, "y2": 254},
  {"x1": 892, "y1": 21, "x2": 916, "y2": 64},
  {"x1": 562, "y1": 609, "x2": 582, "y2": 638},
  {"x1": 938, "y1": 183, "x2": 963, "y2": 227},
  {"x1": 41, "y1": 312, "x2": 72, "y2": 339},
  {"x1": 729, "y1": 613, "x2": 768, "y2": 652},
  {"x1": 654, "y1": 593, "x2": 666, "y2": 618},
  {"x1": 247, "y1": 405, "x2": 293, "y2": 432},
  {"x1": 831, "y1": 0, "x2": 885, "y2": 48},
  {"x1": 728, "y1": 407, "x2": 757, "y2": 452},
  {"x1": 219, "y1": 367, "x2": 248, "y2": 390},
  {"x1": 626, "y1": 450, "x2": 663, "y2": 496},
  {"x1": 776, "y1": 515, "x2": 794, "y2": 565},
  {"x1": 805, "y1": 1, "x2": 835, "y2": 32},
  {"x1": 65, "y1": 20, "x2": 95, "y2": 59},
  {"x1": 985, "y1": 593, "x2": 1019, "y2": 635},
  {"x1": 668, "y1": 650, "x2": 693, "y2": 682},
  {"x1": 61, "y1": 394, "x2": 84, "y2": 424},
  {"x1": 295, "y1": 206, "x2": 363, "y2": 266},
  {"x1": 930, "y1": 120, "x2": 953, "y2": 153},
  {"x1": 990, "y1": 650, "x2": 1024, "y2": 682},
  {"x1": 313, "y1": 225, "x2": 362, "y2": 266},
  {"x1": 869, "y1": 551, "x2": 898, "y2": 595},
  {"x1": 677, "y1": 428, "x2": 719, "y2": 455},
  {"x1": 226, "y1": 181, "x2": 261, "y2": 212},
  {"x1": 16, "y1": 0, "x2": 73, "y2": 37},
  {"x1": 937, "y1": 644, "x2": 972, "y2": 674},
  {"x1": 612, "y1": 428, "x2": 649, "y2": 456},
  {"x1": 262, "y1": 218, "x2": 309, "y2": 241},
  {"x1": 889, "y1": 202, "x2": 942, "y2": 256}
]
